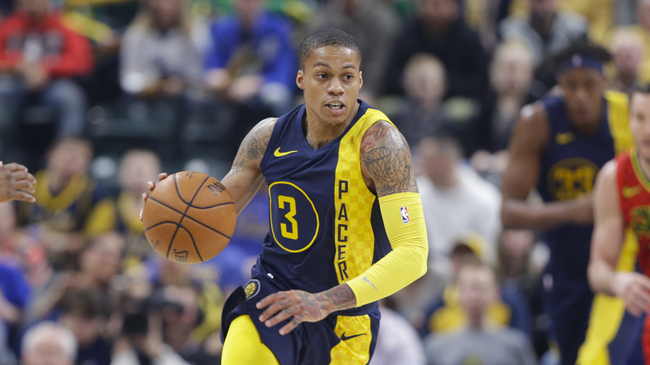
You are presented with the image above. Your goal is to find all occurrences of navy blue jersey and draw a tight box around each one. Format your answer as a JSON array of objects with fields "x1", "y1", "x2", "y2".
[
  {"x1": 254, "y1": 100, "x2": 393, "y2": 316},
  {"x1": 537, "y1": 91, "x2": 632, "y2": 280}
]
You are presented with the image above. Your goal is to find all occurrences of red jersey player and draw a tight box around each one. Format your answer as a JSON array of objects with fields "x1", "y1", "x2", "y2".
[{"x1": 589, "y1": 84, "x2": 650, "y2": 362}]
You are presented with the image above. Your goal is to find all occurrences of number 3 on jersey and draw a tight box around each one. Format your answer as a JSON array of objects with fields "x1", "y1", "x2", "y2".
[
  {"x1": 278, "y1": 195, "x2": 298, "y2": 240},
  {"x1": 269, "y1": 182, "x2": 320, "y2": 253}
]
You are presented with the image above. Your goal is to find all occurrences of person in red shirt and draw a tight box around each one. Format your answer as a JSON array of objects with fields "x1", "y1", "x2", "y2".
[
  {"x1": 588, "y1": 84, "x2": 650, "y2": 363},
  {"x1": 0, "y1": 0, "x2": 93, "y2": 139}
]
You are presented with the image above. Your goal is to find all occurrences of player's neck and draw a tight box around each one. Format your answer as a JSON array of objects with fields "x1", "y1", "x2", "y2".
[{"x1": 303, "y1": 102, "x2": 360, "y2": 149}]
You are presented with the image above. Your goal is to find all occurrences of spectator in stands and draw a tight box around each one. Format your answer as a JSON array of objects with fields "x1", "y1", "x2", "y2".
[
  {"x1": 425, "y1": 262, "x2": 536, "y2": 365},
  {"x1": 369, "y1": 301, "x2": 426, "y2": 365},
  {"x1": 78, "y1": 233, "x2": 124, "y2": 292},
  {"x1": 386, "y1": 0, "x2": 489, "y2": 99},
  {"x1": 116, "y1": 150, "x2": 160, "y2": 262},
  {"x1": 0, "y1": 258, "x2": 30, "y2": 360},
  {"x1": 474, "y1": 41, "x2": 538, "y2": 155},
  {"x1": 500, "y1": 0, "x2": 588, "y2": 68},
  {"x1": 389, "y1": 54, "x2": 448, "y2": 148},
  {"x1": 58, "y1": 287, "x2": 112, "y2": 365},
  {"x1": 21, "y1": 321, "x2": 77, "y2": 365},
  {"x1": 608, "y1": 28, "x2": 644, "y2": 94},
  {"x1": 416, "y1": 133, "x2": 501, "y2": 267},
  {"x1": 309, "y1": 0, "x2": 399, "y2": 99},
  {"x1": 161, "y1": 285, "x2": 220, "y2": 364},
  {"x1": 16, "y1": 138, "x2": 116, "y2": 261},
  {"x1": 0, "y1": 0, "x2": 93, "y2": 137},
  {"x1": 420, "y1": 237, "x2": 531, "y2": 338},
  {"x1": 204, "y1": 0, "x2": 296, "y2": 115},
  {"x1": 498, "y1": 229, "x2": 549, "y2": 358},
  {"x1": 560, "y1": 0, "x2": 614, "y2": 44},
  {"x1": 120, "y1": 0, "x2": 209, "y2": 97}
]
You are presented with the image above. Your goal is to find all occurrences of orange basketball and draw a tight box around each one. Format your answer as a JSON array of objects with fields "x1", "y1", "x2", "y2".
[{"x1": 142, "y1": 171, "x2": 236, "y2": 264}]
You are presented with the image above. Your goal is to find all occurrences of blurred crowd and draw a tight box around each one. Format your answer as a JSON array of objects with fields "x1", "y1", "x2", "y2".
[{"x1": 0, "y1": 0, "x2": 647, "y2": 363}]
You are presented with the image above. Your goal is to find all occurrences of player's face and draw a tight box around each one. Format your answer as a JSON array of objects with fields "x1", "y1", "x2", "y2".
[
  {"x1": 558, "y1": 68, "x2": 607, "y2": 131},
  {"x1": 297, "y1": 46, "x2": 363, "y2": 128},
  {"x1": 630, "y1": 92, "x2": 650, "y2": 161}
]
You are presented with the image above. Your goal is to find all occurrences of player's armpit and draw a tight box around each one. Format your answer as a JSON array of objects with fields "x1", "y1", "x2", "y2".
[
  {"x1": 222, "y1": 117, "x2": 277, "y2": 215},
  {"x1": 360, "y1": 121, "x2": 417, "y2": 197},
  {"x1": 588, "y1": 160, "x2": 626, "y2": 296},
  {"x1": 346, "y1": 192, "x2": 428, "y2": 307}
]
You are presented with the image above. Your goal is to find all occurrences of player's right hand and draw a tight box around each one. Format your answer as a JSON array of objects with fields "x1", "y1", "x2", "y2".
[
  {"x1": 613, "y1": 271, "x2": 650, "y2": 317},
  {"x1": 140, "y1": 173, "x2": 168, "y2": 222},
  {"x1": 0, "y1": 162, "x2": 36, "y2": 203}
]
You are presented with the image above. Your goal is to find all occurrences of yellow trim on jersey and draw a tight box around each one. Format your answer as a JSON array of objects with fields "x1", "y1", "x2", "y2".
[
  {"x1": 268, "y1": 181, "x2": 320, "y2": 253},
  {"x1": 347, "y1": 192, "x2": 428, "y2": 307},
  {"x1": 221, "y1": 315, "x2": 279, "y2": 365},
  {"x1": 329, "y1": 315, "x2": 373, "y2": 365},
  {"x1": 577, "y1": 229, "x2": 639, "y2": 364},
  {"x1": 333, "y1": 108, "x2": 392, "y2": 284},
  {"x1": 605, "y1": 90, "x2": 634, "y2": 154}
]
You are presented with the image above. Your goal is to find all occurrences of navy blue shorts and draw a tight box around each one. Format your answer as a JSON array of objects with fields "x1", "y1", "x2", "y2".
[{"x1": 221, "y1": 273, "x2": 380, "y2": 365}]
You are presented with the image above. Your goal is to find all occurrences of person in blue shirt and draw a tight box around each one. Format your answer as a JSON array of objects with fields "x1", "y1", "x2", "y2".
[{"x1": 204, "y1": 0, "x2": 297, "y2": 156}]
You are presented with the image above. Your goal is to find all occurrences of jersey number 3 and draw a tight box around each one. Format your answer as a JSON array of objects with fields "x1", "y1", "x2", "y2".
[{"x1": 278, "y1": 195, "x2": 298, "y2": 240}]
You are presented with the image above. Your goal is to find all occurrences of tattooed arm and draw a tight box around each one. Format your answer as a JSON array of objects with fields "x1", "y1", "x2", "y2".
[
  {"x1": 257, "y1": 121, "x2": 427, "y2": 335},
  {"x1": 220, "y1": 117, "x2": 276, "y2": 214},
  {"x1": 140, "y1": 118, "x2": 276, "y2": 219},
  {"x1": 256, "y1": 284, "x2": 356, "y2": 335},
  {"x1": 359, "y1": 120, "x2": 418, "y2": 196}
]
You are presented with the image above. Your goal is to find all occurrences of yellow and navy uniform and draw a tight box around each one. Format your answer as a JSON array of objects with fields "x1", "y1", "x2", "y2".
[
  {"x1": 534, "y1": 91, "x2": 638, "y2": 365},
  {"x1": 221, "y1": 100, "x2": 427, "y2": 365},
  {"x1": 17, "y1": 170, "x2": 116, "y2": 237}
]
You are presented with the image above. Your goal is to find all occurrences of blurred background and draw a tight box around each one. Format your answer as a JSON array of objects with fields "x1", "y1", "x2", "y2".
[{"x1": 0, "y1": 0, "x2": 643, "y2": 363}]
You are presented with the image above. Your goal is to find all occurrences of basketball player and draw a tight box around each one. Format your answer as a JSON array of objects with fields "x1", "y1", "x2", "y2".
[
  {"x1": 501, "y1": 40, "x2": 635, "y2": 365},
  {"x1": 588, "y1": 85, "x2": 650, "y2": 364},
  {"x1": 0, "y1": 161, "x2": 36, "y2": 203},
  {"x1": 142, "y1": 28, "x2": 428, "y2": 364}
]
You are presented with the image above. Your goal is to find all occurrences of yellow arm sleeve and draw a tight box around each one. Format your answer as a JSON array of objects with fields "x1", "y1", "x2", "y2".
[{"x1": 346, "y1": 192, "x2": 428, "y2": 307}]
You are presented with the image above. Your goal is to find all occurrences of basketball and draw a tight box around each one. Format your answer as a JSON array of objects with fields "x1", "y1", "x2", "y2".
[{"x1": 141, "y1": 171, "x2": 236, "y2": 264}]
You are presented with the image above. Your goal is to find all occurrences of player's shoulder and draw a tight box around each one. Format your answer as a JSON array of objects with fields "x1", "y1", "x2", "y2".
[
  {"x1": 510, "y1": 101, "x2": 550, "y2": 148},
  {"x1": 595, "y1": 159, "x2": 619, "y2": 191},
  {"x1": 237, "y1": 117, "x2": 278, "y2": 162}
]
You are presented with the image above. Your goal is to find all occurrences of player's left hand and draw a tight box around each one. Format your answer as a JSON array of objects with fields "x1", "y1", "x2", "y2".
[{"x1": 257, "y1": 290, "x2": 329, "y2": 335}]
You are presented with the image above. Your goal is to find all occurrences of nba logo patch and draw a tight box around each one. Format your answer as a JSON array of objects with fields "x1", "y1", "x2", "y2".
[{"x1": 400, "y1": 206, "x2": 410, "y2": 223}]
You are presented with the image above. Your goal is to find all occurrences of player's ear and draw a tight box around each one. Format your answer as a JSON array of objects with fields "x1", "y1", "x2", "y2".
[
  {"x1": 296, "y1": 70, "x2": 305, "y2": 90},
  {"x1": 359, "y1": 70, "x2": 363, "y2": 89}
]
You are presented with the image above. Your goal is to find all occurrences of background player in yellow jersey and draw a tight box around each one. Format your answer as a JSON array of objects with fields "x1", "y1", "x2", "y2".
[{"x1": 143, "y1": 28, "x2": 429, "y2": 365}]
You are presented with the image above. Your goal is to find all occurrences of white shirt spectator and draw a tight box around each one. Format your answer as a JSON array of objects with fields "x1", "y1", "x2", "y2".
[
  {"x1": 369, "y1": 307, "x2": 426, "y2": 365},
  {"x1": 418, "y1": 164, "x2": 501, "y2": 264}
]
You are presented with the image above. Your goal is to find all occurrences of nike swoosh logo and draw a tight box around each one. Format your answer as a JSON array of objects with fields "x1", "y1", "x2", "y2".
[
  {"x1": 341, "y1": 332, "x2": 366, "y2": 341},
  {"x1": 623, "y1": 186, "x2": 643, "y2": 198},
  {"x1": 274, "y1": 147, "x2": 298, "y2": 157},
  {"x1": 555, "y1": 132, "x2": 575, "y2": 145},
  {"x1": 363, "y1": 276, "x2": 378, "y2": 291}
]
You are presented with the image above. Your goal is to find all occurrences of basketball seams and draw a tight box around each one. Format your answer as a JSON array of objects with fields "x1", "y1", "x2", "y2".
[
  {"x1": 144, "y1": 221, "x2": 181, "y2": 233},
  {"x1": 177, "y1": 225, "x2": 203, "y2": 262},
  {"x1": 189, "y1": 202, "x2": 235, "y2": 210},
  {"x1": 148, "y1": 196, "x2": 233, "y2": 240},
  {"x1": 166, "y1": 175, "x2": 211, "y2": 261}
]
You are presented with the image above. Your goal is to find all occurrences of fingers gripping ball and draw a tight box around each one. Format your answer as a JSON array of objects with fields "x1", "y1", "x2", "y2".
[{"x1": 142, "y1": 171, "x2": 236, "y2": 264}]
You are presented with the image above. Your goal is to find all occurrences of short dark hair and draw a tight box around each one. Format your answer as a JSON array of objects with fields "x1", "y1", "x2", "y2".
[
  {"x1": 298, "y1": 28, "x2": 362, "y2": 70},
  {"x1": 544, "y1": 38, "x2": 612, "y2": 74}
]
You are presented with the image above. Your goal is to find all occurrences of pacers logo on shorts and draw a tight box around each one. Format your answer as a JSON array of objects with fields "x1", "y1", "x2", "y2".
[
  {"x1": 400, "y1": 206, "x2": 410, "y2": 223},
  {"x1": 244, "y1": 279, "x2": 261, "y2": 300}
]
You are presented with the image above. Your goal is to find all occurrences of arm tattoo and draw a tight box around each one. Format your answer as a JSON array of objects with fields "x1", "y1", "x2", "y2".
[
  {"x1": 360, "y1": 121, "x2": 418, "y2": 196},
  {"x1": 315, "y1": 284, "x2": 356, "y2": 313},
  {"x1": 224, "y1": 118, "x2": 276, "y2": 179}
]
